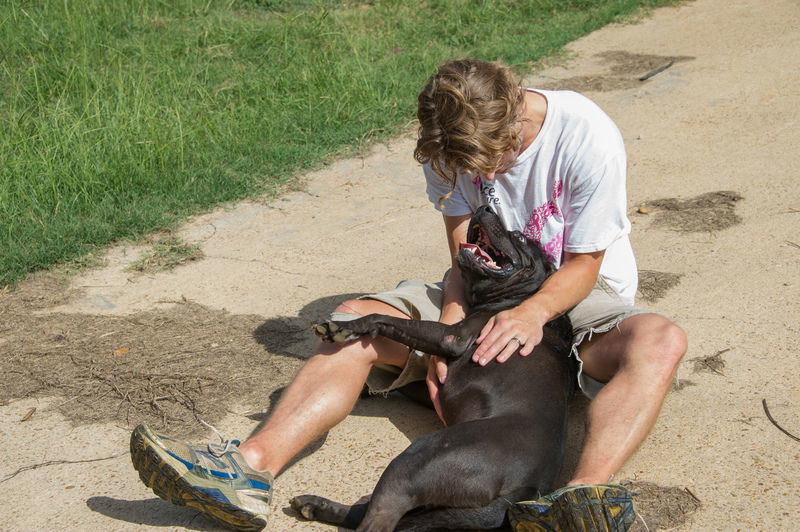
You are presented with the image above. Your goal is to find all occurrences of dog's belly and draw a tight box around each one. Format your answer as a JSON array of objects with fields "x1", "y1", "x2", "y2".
[
  {"x1": 440, "y1": 336, "x2": 572, "y2": 427},
  {"x1": 390, "y1": 414, "x2": 561, "y2": 503}
]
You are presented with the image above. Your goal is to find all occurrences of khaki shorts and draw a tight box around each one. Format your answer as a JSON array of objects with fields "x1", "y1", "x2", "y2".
[{"x1": 329, "y1": 277, "x2": 651, "y2": 399}]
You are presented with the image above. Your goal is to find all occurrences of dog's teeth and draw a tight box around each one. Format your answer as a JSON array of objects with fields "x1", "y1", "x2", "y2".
[
  {"x1": 314, "y1": 325, "x2": 327, "y2": 335},
  {"x1": 328, "y1": 322, "x2": 339, "y2": 332}
]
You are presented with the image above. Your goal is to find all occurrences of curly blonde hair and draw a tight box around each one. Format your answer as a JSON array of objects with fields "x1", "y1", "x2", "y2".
[{"x1": 414, "y1": 59, "x2": 525, "y2": 188}]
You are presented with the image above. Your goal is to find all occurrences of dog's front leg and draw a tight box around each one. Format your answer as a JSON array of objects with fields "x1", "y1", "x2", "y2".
[{"x1": 314, "y1": 313, "x2": 489, "y2": 359}]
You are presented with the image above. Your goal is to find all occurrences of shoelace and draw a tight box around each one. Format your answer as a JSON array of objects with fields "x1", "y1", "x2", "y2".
[{"x1": 199, "y1": 418, "x2": 235, "y2": 457}]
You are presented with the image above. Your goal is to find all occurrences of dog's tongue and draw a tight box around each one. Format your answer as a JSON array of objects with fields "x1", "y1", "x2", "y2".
[{"x1": 460, "y1": 242, "x2": 494, "y2": 264}]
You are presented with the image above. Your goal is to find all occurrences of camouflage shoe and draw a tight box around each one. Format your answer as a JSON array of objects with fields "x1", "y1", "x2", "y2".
[
  {"x1": 130, "y1": 424, "x2": 273, "y2": 531},
  {"x1": 509, "y1": 484, "x2": 636, "y2": 532}
]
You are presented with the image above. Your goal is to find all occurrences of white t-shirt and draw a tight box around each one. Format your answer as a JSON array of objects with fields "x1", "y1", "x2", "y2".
[{"x1": 424, "y1": 89, "x2": 638, "y2": 304}]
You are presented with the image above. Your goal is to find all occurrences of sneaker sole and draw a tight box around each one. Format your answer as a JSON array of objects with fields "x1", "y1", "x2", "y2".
[
  {"x1": 551, "y1": 486, "x2": 634, "y2": 532},
  {"x1": 130, "y1": 425, "x2": 268, "y2": 531},
  {"x1": 509, "y1": 485, "x2": 635, "y2": 532}
]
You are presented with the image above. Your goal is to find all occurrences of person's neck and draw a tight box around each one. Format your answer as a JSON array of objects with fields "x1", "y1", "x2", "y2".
[{"x1": 519, "y1": 90, "x2": 547, "y2": 151}]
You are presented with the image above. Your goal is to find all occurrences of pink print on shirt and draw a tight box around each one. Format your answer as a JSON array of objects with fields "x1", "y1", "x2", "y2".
[
  {"x1": 540, "y1": 233, "x2": 563, "y2": 264},
  {"x1": 523, "y1": 180, "x2": 564, "y2": 263}
]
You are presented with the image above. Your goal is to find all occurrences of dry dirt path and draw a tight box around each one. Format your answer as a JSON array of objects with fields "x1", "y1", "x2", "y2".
[{"x1": 1, "y1": 0, "x2": 798, "y2": 530}]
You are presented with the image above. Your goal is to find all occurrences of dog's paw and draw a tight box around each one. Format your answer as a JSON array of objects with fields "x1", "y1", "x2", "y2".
[
  {"x1": 289, "y1": 495, "x2": 319, "y2": 520},
  {"x1": 290, "y1": 494, "x2": 346, "y2": 523},
  {"x1": 313, "y1": 320, "x2": 363, "y2": 343}
]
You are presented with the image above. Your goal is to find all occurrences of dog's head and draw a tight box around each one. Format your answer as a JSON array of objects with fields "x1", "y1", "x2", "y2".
[{"x1": 456, "y1": 206, "x2": 555, "y2": 312}]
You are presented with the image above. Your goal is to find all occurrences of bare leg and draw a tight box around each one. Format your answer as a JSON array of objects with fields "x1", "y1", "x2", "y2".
[
  {"x1": 238, "y1": 299, "x2": 413, "y2": 476},
  {"x1": 568, "y1": 314, "x2": 687, "y2": 485}
]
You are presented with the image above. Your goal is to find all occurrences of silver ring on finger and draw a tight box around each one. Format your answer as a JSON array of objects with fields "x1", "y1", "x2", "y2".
[{"x1": 510, "y1": 337, "x2": 525, "y2": 346}]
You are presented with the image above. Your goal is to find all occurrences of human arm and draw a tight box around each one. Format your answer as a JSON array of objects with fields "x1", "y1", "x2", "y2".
[
  {"x1": 426, "y1": 213, "x2": 471, "y2": 421},
  {"x1": 471, "y1": 249, "x2": 604, "y2": 365},
  {"x1": 438, "y1": 213, "x2": 472, "y2": 325}
]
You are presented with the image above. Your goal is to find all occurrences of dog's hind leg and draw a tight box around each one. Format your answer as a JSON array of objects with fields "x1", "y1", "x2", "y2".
[
  {"x1": 356, "y1": 489, "x2": 417, "y2": 532},
  {"x1": 290, "y1": 494, "x2": 368, "y2": 529},
  {"x1": 394, "y1": 496, "x2": 512, "y2": 531},
  {"x1": 392, "y1": 485, "x2": 539, "y2": 531}
]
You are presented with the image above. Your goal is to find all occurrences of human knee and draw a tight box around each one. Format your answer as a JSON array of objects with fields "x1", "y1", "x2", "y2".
[
  {"x1": 333, "y1": 299, "x2": 367, "y2": 316},
  {"x1": 620, "y1": 316, "x2": 686, "y2": 374},
  {"x1": 311, "y1": 336, "x2": 376, "y2": 367},
  {"x1": 639, "y1": 318, "x2": 687, "y2": 375},
  {"x1": 321, "y1": 300, "x2": 404, "y2": 364},
  {"x1": 333, "y1": 298, "x2": 415, "y2": 324},
  {"x1": 656, "y1": 320, "x2": 688, "y2": 367}
]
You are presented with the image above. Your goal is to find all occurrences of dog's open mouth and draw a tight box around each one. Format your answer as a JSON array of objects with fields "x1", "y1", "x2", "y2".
[{"x1": 459, "y1": 224, "x2": 508, "y2": 271}]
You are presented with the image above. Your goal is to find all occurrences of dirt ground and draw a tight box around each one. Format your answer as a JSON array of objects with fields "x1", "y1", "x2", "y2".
[{"x1": 1, "y1": 0, "x2": 798, "y2": 529}]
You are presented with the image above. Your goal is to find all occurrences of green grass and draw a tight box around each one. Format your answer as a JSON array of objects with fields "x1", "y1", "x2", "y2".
[
  {"x1": 1, "y1": 0, "x2": 680, "y2": 287},
  {"x1": 126, "y1": 235, "x2": 204, "y2": 274}
]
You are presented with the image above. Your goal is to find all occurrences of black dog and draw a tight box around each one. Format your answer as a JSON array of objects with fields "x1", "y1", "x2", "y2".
[{"x1": 291, "y1": 206, "x2": 575, "y2": 531}]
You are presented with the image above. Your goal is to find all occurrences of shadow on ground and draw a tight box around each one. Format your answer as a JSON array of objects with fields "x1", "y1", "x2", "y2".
[
  {"x1": 252, "y1": 292, "x2": 365, "y2": 360},
  {"x1": 86, "y1": 496, "x2": 222, "y2": 531}
]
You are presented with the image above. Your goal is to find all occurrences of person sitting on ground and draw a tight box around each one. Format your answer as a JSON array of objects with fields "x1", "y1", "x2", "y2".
[{"x1": 130, "y1": 58, "x2": 687, "y2": 531}]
